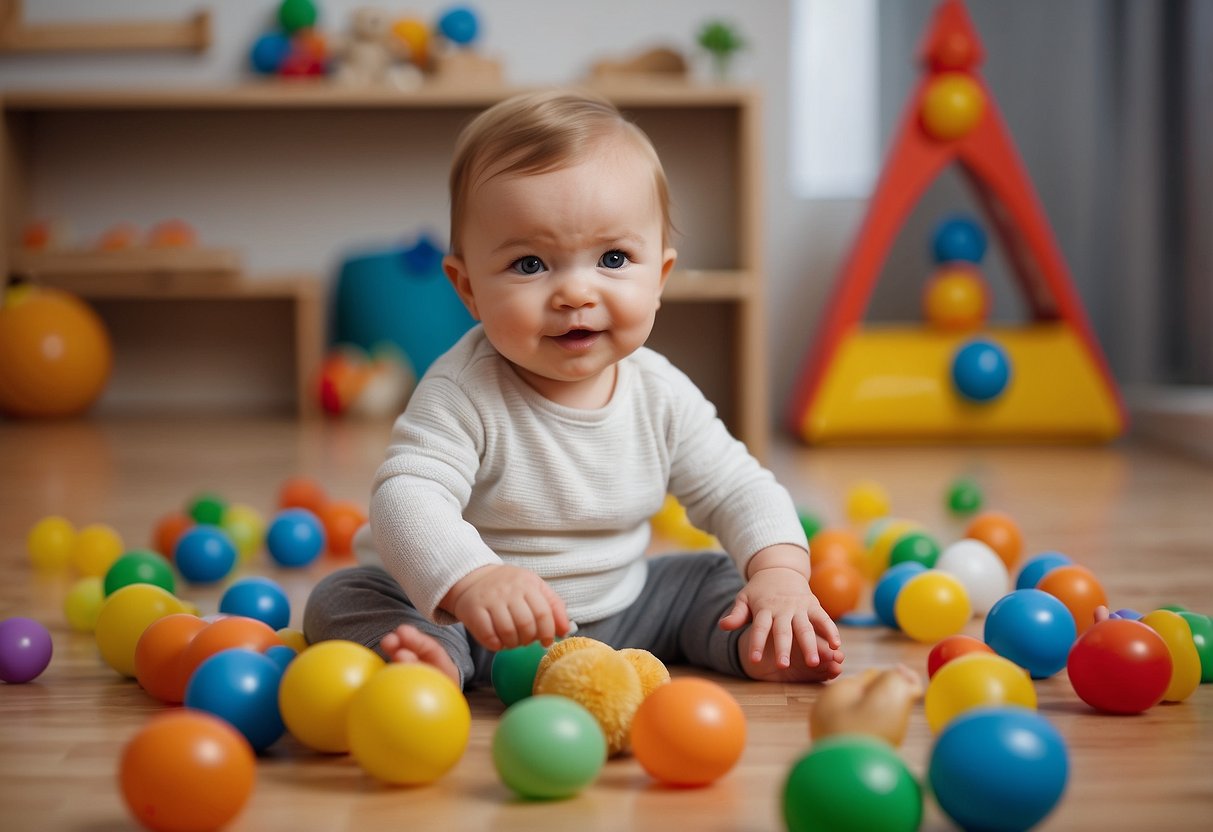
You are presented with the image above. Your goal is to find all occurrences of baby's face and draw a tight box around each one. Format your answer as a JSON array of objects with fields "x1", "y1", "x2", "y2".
[{"x1": 445, "y1": 136, "x2": 676, "y2": 407}]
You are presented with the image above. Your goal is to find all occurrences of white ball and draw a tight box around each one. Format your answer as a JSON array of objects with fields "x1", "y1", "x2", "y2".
[{"x1": 936, "y1": 538, "x2": 1009, "y2": 616}]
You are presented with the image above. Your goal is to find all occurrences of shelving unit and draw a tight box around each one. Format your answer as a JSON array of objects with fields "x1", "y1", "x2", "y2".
[{"x1": 0, "y1": 81, "x2": 769, "y2": 456}]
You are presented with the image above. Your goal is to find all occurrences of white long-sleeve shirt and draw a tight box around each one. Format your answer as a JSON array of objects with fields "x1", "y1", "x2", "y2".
[{"x1": 360, "y1": 326, "x2": 808, "y2": 625}]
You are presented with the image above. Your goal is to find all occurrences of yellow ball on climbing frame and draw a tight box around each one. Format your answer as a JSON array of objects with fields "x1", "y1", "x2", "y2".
[
  {"x1": 924, "y1": 266, "x2": 989, "y2": 331},
  {"x1": 921, "y1": 72, "x2": 985, "y2": 140}
]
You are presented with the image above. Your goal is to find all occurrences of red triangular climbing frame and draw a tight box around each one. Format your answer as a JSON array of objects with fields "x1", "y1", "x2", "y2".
[{"x1": 787, "y1": 0, "x2": 1126, "y2": 443}]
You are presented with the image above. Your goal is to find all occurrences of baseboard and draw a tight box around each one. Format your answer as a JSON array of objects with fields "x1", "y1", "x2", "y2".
[{"x1": 1125, "y1": 385, "x2": 1213, "y2": 463}]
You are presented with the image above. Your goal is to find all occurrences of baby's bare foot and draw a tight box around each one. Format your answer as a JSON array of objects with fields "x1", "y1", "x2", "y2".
[{"x1": 379, "y1": 624, "x2": 461, "y2": 687}]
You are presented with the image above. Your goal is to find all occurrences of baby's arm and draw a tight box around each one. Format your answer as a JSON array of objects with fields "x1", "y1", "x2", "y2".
[
  {"x1": 719, "y1": 543, "x2": 842, "y2": 669},
  {"x1": 441, "y1": 563, "x2": 571, "y2": 650}
]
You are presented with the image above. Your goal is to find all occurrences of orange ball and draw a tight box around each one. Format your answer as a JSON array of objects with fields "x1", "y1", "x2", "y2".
[
  {"x1": 179, "y1": 616, "x2": 284, "y2": 687},
  {"x1": 147, "y1": 219, "x2": 197, "y2": 249},
  {"x1": 1038, "y1": 565, "x2": 1107, "y2": 634},
  {"x1": 320, "y1": 500, "x2": 367, "y2": 557},
  {"x1": 120, "y1": 710, "x2": 255, "y2": 832},
  {"x1": 0, "y1": 287, "x2": 112, "y2": 417},
  {"x1": 629, "y1": 677, "x2": 746, "y2": 786},
  {"x1": 927, "y1": 634, "x2": 995, "y2": 679},
  {"x1": 278, "y1": 475, "x2": 328, "y2": 516},
  {"x1": 152, "y1": 511, "x2": 194, "y2": 561},
  {"x1": 923, "y1": 266, "x2": 988, "y2": 330},
  {"x1": 809, "y1": 561, "x2": 864, "y2": 620},
  {"x1": 964, "y1": 510, "x2": 1024, "y2": 570},
  {"x1": 809, "y1": 528, "x2": 862, "y2": 570},
  {"x1": 96, "y1": 222, "x2": 139, "y2": 252},
  {"x1": 134, "y1": 613, "x2": 208, "y2": 704}
]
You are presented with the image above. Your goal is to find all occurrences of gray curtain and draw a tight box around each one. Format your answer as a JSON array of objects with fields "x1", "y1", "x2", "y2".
[{"x1": 871, "y1": 0, "x2": 1212, "y2": 387}]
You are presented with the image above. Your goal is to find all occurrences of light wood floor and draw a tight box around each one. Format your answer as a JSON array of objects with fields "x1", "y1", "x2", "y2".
[{"x1": 1, "y1": 417, "x2": 1211, "y2": 831}]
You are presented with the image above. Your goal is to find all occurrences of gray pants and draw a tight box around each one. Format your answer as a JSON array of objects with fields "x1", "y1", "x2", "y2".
[{"x1": 303, "y1": 553, "x2": 748, "y2": 690}]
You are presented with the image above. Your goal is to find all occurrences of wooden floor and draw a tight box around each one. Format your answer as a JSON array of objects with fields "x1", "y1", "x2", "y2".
[{"x1": 1, "y1": 416, "x2": 1210, "y2": 831}]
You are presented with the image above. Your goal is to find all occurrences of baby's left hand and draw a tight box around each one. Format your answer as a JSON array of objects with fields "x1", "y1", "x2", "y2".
[{"x1": 719, "y1": 562, "x2": 841, "y2": 670}]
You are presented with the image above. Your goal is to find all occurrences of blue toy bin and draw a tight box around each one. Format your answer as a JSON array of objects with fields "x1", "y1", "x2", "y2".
[{"x1": 332, "y1": 238, "x2": 476, "y2": 379}]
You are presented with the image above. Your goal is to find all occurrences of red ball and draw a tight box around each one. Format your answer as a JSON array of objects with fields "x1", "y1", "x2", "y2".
[
  {"x1": 1067, "y1": 619, "x2": 1172, "y2": 714},
  {"x1": 927, "y1": 634, "x2": 995, "y2": 679}
]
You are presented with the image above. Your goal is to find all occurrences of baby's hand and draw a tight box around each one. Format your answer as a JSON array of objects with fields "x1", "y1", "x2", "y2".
[
  {"x1": 720, "y1": 561, "x2": 841, "y2": 670},
  {"x1": 442, "y1": 564, "x2": 570, "y2": 650}
]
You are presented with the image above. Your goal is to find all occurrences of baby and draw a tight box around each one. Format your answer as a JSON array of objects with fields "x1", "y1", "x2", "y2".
[{"x1": 304, "y1": 89, "x2": 844, "y2": 689}]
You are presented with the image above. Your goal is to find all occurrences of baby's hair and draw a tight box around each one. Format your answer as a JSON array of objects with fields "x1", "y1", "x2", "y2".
[{"x1": 448, "y1": 89, "x2": 673, "y2": 254}]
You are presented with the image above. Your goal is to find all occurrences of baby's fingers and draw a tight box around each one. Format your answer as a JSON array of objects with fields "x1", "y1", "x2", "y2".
[
  {"x1": 746, "y1": 610, "x2": 773, "y2": 663},
  {"x1": 793, "y1": 612, "x2": 821, "y2": 667},
  {"x1": 810, "y1": 605, "x2": 842, "y2": 649},
  {"x1": 719, "y1": 598, "x2": 752, "y2": 632}
]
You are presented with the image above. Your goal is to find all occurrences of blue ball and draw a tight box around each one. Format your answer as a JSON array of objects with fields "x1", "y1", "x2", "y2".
[
  {"x1": 872, "y1": 561, "x2": 928, "y2": 629},
  {"x1": 1015, "y1": 551, "x2": 1072, "y2": 590},
  {"x1": 174, "y1": 526, "x2": 237, "y2": 584},
  {"x1": 264, "y1": 644, "x2": 298, "y2": 672},
  {"x1": 1109, "y1": 608, "x2": 1143, "y2": 621},
  {"x1": 219, "y1": 576, "x2": 291, "y2": 631},
  {"x1": 438, "y1": 7, "x2": 479, "y2": 45},
  {"x1": 266, "y1": 508, "x2": 325, "y2": 567},
  {"x1": 984, "y1": 589, "x2": 1077, "y2": 678},
  {"x1": 952, "y1": 339, "x2": 1011, "y2": 402},
  {"x1": 930, "y1": 707, "x2": 1068, "y2": 832},
  {"x1": 249, "y1": 32, "x2": 291, "y2": 75},
  {"x1": 932, "y1": 215, "x2": 987, "y2": 264},
  {"x1": 184, "y1": 648, "x2": 286, "y2": 752}
]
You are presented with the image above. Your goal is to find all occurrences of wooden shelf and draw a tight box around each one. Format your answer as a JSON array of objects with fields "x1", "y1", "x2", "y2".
[
  {"x1": 14, "y1": 247, "x2": 240, "y2": 275},
  {"x1": 0, "y1": 6, "x2": 210, "y2": 54},
  {"x1": 664, "y1": 270, "x2": 755, "y2": 301}
]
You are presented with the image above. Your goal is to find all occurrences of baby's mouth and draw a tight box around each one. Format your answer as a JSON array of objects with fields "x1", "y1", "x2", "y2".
[{"x1": 552, "y1": 329, "x2": 602, "y2": 348}]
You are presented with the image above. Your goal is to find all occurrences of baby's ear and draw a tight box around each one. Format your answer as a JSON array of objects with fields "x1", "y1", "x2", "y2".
[{"x1": 443, "y1": 254, "x2": 481, "y2": 320}]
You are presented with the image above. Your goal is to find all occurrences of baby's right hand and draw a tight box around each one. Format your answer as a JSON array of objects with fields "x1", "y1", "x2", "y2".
[{"x1": 442, "y1": 564, "x2": 570, "y2": 650}]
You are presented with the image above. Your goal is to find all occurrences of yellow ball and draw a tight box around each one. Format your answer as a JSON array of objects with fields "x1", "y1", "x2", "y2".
[
  {"x1": 894, "y1": 570, "x2": 971, "y2": 643},
  {"x1": 924, "y1": 652, "x2": 1037, "y2": 733},
  {"x1": 845, "y1": 481, "x2": 890, "y2": 525},
  {"x1": 650, "y1": 494, "x2": 718, "y2": 550},
  {"x1": 221, "y1": 503, "x2": 266, "y2": 562},
  {"x1": 1140, "y1": 610, "x2": 1201, "y2": 702},
  {"x1": 64, "y1": 576, "x2": 105, "y2": 632},
  {"x1": 921, "y1": 72, "x2": 986, "y2": 140},
  {"x1": 863, "y1": 518, "x2": 921, "y2": 582},
  {"x1": 278, "y1": 640, "x2": 383, "y2": 753},
  {"x1": 70, "y1": 523, "x2": 124, "y2": 577},
  {"x1": 924, "y1": 267, "x2": 988, "y2": 330},
  {"x1": 276, "y1": 627, "x2": 309, "y2": 653},
  {"x1": 94, "y1": 583, "x2": 187, "y2": 677},
  {"x1": 27, "y1": 515, "x2": 76, "y2": 571},
  {"x1": 348, "y1": 664, "x2": 471, "y2": 784}
]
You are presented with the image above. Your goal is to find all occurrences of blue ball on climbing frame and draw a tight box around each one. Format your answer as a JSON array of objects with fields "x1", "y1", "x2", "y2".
[
  {"x1": 933, "y1": 215, "x2": 987, "y2": 264},
  {"x1": 952, "y1": 339, "x2": 1011, "y2": 402}
]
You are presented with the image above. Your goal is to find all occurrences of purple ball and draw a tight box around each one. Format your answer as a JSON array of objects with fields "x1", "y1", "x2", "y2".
[{"x1": 0, "y1": 616, "x2": 53, "y2": 683}]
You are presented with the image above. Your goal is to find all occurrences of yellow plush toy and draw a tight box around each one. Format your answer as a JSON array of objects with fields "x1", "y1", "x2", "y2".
[{"x1": 533, "y1": 636, "x2": 670, "y2": 756}]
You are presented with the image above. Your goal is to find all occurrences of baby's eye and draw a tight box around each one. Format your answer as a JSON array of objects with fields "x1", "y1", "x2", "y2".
[
  {"x1": 511, "y1": 255, "x2": 545, "y2": 275},
  {"x1": 599, "y1": 250, "x2": 629, "y2": 270}
]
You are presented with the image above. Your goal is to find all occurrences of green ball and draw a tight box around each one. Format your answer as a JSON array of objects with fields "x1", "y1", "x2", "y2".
[
  {"x1": 1177, "y1": 612, "x2": 1213, "y2": 683},
  {"x1": 189, "y1": 492, "x2": 227, "y2": 526},
  {"x1": 863, "y1": 517, "x2": 894, "y2": 549},
  {"x1": 888, "y1": 531, "x2": 940, "y2": 569},
  {"x1": 103, "y1": 549, "x2": 176, "y2": 597},
  {"x1": 947, "y1": 478, "x2": 983, "y2": 514},
  {"x1": 1158, "y1": 603, "x2": 1189, "y2": 613},
  {"x1": 783, "y1": 735, "x2": 922, "y2": 832},
  {"x1": 797, "y1": 509, "x2": 823, "y2": 542},
  {"x1": 491, "y1": 641, "x2": 548, "y2": 706},
  {"x1": 278, "y1": 0, "x2": 318, "y2": 33},
  {"x1": 492, "y1": 695, "x2": 606, "y2": 799}
]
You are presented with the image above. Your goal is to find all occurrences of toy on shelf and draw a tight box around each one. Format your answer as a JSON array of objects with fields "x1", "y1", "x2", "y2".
[
  {"x1": 332, "y1": 6, "x2": 421, "y2": 89},
  {"x1": 250, "y1": 0, "x2": 328, "y2": 78},
  {"x1": 429, "y1": 6, "x2": 502, "y2": 86},
  {"x1": 589, "y1": 46, "x2": 688, "y2": 84},
  {"x1": 697, "y1": 20, "x2": 744, "y2": 80},
  {"x1": 787, "y1": 0, "x2": 1125, "y2": 444}
]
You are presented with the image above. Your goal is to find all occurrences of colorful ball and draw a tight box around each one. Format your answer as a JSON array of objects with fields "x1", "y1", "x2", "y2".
[
  {"x1": 220, "y1": 503, "x2": 266, "y2": 562},
  {"x1": 862, "y1": 519, "x2": 921, "y2": 581},
  {"x1": 26, "y1": 515, "x2": 75, "y2": 571},
  {"x1": 1015, "y1": 550, "x2": 1071, "y2": 590},
  {"x1": 188, "y1": 492, "x2": 227, "y2": 526},
  {"x1": 265, "y1": 644, "x2": 297, "y2": 672},
  {"x1": 179, "y1": 616, "x2": 284, "y2": 690},
  {"x1": 0, "y1": 616, "x2": 53, "y2": 683},
  {"x1": 924, "y1": 266, "x2": 988, "y2": 330},
  {"x1": 952, "y1": 339, "x2": 1011, "y2": 402},
  {"x1": 185, "y1": 648, "x2": 286, "y2": 752},
  {"x1": 927, "y1": 634, "x2": 995, "y2": 679},
  {"x1": 277, "y1": 0, "x2": 318, "y2": 33},
  {"x1": 929, "y1": 708, "x2": 1067, "y2": 832},
  {"x1": 70, "y1": 523, "x2": 124, "y2": 577},
  {"x1": 873, "y1": 561, "x2": 927, "y2": 629},
  {"x1": 921, "y1": 72, "x2": 986, "y2": 140},
  {"x1": 924, "y1": 652, "x2": 1037, "y2": 733},
  {"x1": 808, "y1": 528, "x2": 863, "y2": 571},
  {"x1": 492, "y1": 695, "x2": 607, "y2": 799},
  {"x1": 278, "y1": 640, "x2": 383, "y2": 753},
  {"x1": 946, "y1": 478, "x2": 983, "y2": 515},
  {"x1": 134, "y1": 613, "x2": 208, "y2": 704},
  {"x1": 894, "y1": 570, "x2": 971, "y2": 643},
  {"x1": 797, "y1": 508, "x2": 823, "y2": 542},
  {"x1": 964, "y1": 510, "x2": 1024, "y2": 570},
  {"x1": 1177, "y1": 611, "x2": 1213, "y2": 683},
  {"x1": 220, "y1": 577, "x2": 291, "y2": 631},
  {"x1": 348, "y1": 664, "x2": 471, "y2": 784},
  {"x1": 784, "y1": 735, "x2": 922, "y2": 832},
  {"x1": 1066, "y1": 618, "x2": 1171, "y2": 713},
  {"x1": 174, "y1": 525, "x2": 238, "y2": 584},
  {"x1": 0, "y1": 287, "x2": 112, "y2": 417},
  {"x1": 1037, "y1": 564, "x2": 1107, "y2": 634},
  {"x1": 984, "y1": 589, "x2": 1077, "y2": 678},
  {"x1": 104, "y1": 549, "x2": 175, "y2": 597},
  {"x1": 319, "y1": 500, "x2": 366, "y2": 557},
  {"x1": 845, "y1": 481, "x2": 889, "y2": 525},
  {"x1": 932, "y1": 214, "x2": 988, "y2": 264},
  {"x1": 95, "y1": 583, "x2": 187, "y2": 677},
  {"x1": 629, "y1": 677, "x2": 746, "y2": 787},
  {"x1": 151, "y1": 510, "x2": 193, "y2": 560},
  {"x1": 119, "y1": 710, "x2": 256, "y2": 832},
  {"x1": 809, "y1": 560, "x2": 864, "y2": 620},
  {"x1": 278, "y1": 475, "x2": 328, "y2": 515},
  {"x1": 63, "y1": 576, "x2": 105, "y2": 632},
  {"x1": 888, "y1": 531, "x2": 940, "y2": 570},
  {"x1": 250, "y1": 31, "x2": 291, "y2": 74},
  {"x1": 438, "y1": 7, "x2": 479, "y2": 45},
  {"x1": 491, "y1": 640, "x2": 548, "y2": 706},
  {"x1": 1139, "y1": 609, "x2": 1201, "y2": 702},
  {"x1": 266, "y1": 508, "x2": 326, "y2": 567},
  {"x1": 936, "y1": 538, "x2": 1009, "y2": 616},
  {"x1": 391, "y1": 17, "x2": 430, "y2": 66},
  {"x1": 276, "y1": 627, "x2": 308, "y2": 653}
]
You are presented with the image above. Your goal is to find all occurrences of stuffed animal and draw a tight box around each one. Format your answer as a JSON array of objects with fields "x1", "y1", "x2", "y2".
[
  {"x1": 808, "y1": 664, "x2": 923, "y2": 747},
  {"x1": 333, "y1": 6, "x2": 421, "y2": 89},
  {"x1": 533, "y1": 636, "x2": 669, "y2": 756}
]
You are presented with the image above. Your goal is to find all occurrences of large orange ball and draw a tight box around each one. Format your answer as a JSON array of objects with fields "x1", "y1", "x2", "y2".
[
  {"x1": 629, "y1": 677, "x2": 746, "y2": 787},
  {"x1": 179, "y1": 616, "x2": 283, "y2": 686},
  {"x1": 120, "y1": 710, "x2": 255, "y2": 832},
  {"x1": 965, "y1": 510, "x2": 1025, "y2": 570},
  {"x1": 809, "y1": 528, "x2": 863, "y2": 571},
  {"x1": 320, "y1": 500, "x2": 367, "y2": 557},
  {"x1": 0, "y1": 287, "x2": 112, "y2": 417},
  {"x1": 134, "y1": 613, "x2": 208, "y2": 704},
  {"x1": 809, "y1": 561, "x2": 864, "y2": 620},
  {"x1": 1038, "y1": 565, "x2": 1107, "y2": 634}
]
